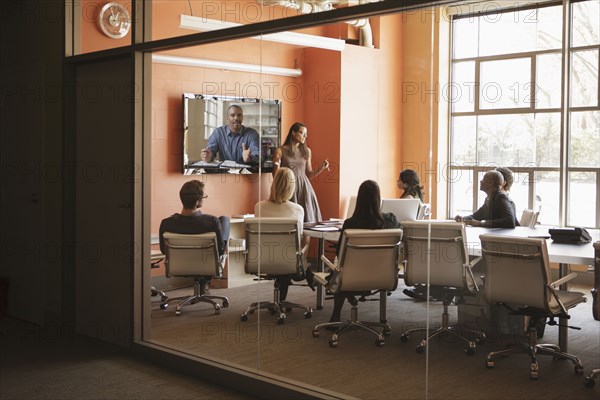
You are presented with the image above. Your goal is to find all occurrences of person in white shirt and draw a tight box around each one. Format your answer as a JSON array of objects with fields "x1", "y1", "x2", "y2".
[{"x1": 255, "y1": 167, "x2": 313, "y2": 300}]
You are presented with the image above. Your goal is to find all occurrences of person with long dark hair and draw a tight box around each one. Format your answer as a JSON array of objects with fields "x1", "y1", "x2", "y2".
[
  {"x1": 398, "y1": 169, "x2": 425, "y2": 202},
  {"x1": 327, "y1": 180, "x2": 399, "y2": 323},
  {"x1": 272, "y1": 122, "x2": 329, "y2": 223}
]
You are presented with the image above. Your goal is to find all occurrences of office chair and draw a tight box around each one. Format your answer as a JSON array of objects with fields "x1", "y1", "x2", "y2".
[
  {"x1": 416, "y1": 203, "x2": 431, "y2": 220},
  {"x1": 161, "y1": 232, "x2": 229, "y2": 316},
  {"x1": 519, "y1": 209, "x2": 540, "y2": 227},
  {"x1": 150, "y1": 250, "x2": 168, "y2": 303},
  {"x1": 480, "y1": 234, "x2": 586, "y2": 380},
  {"x1": 312, "y1": 228, "x2": 402, "y2": 347},
  {"x1": 240, "y1": 217, "x2": 312, "y2": 324},
  {"x1": 399, "y1": 221, "x2": 485, "y2": 355},
  {"x1": 584, "y1": 241, "x2": 600, "y2": 388}
]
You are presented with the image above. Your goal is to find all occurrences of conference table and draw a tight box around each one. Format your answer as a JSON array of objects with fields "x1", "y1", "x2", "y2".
[{"x1": 305, "y1": 221, "x2": 599, "y2": 351}]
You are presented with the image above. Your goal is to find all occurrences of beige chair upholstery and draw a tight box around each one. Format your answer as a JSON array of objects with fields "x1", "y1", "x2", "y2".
[
  {"x1": 312, "y1": 229, "x2": 402, "y2": 347},
  {"x1": 162, "y1": 232, "x2": 229, "y2": 316},
  {"x1": 399, "y1": 221, "x2": 485, "y2": 355},
  {"x1": 480, "y1": 234, "x2": 586, "y2": 380},
  {"x1": 150, "y1": 250, "x2": 168, "y2": 303},
  {"x1": 584, "y1": 241, "x2": 600, "y2": 387},
  {"x1": 519, "y1": 209, "x2": 540, "y2": 227},
  {"x1": 241, "y1": 217, "x2": 312, "y2": 324}
]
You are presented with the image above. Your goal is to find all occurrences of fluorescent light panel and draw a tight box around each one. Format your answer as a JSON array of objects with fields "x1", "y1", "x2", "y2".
[
  {"x1": 152, "y1": 54, "x2": 302, "y2": 77},
  {"x1": 179, "y1": 15, "x2": 346, "y2": 52}
]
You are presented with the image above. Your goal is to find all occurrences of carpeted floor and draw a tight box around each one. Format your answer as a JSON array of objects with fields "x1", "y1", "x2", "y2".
[
  {"x1": 150, "y1": 280, "x2": 600, "y2": 400},
  {"x1": 0, "y1": 319, "x2": 253, "y2": 400}
]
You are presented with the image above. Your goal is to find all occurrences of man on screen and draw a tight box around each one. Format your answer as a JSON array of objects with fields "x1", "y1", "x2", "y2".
[{"x1": 200, "y1": 105, "x2": 260, "y2": 164}]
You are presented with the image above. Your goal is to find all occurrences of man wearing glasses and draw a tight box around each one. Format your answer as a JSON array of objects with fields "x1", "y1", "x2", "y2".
[{"x1": 159, "y1": 180, "x2": 230, "y2": 293}]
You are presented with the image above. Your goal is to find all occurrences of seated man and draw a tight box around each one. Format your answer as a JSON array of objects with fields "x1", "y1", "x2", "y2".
[
  {"x1": 200, "y1": 105, "x2": 260, "y2": 165},
  {"x1": 159, "y1": 180, "x2": 230, "y2": 293},
  {"x1": 455, "y1": 170, "x2": 519, "y2": 228}
]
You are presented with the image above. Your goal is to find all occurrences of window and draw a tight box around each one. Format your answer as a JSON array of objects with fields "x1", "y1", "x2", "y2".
[{"x1": 449, "y1": 0, "x2": 600, "y2": 228}]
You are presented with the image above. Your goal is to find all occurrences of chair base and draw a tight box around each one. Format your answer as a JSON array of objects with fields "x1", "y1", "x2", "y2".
[
  {"x1": 240, "y1": 287, "x2": 312, "y2": 324},
  {"x1": 584, "y1": 368, "x2": 599, "y2": 388},
  {"x1": 400, "y1": 299, "x2": 485, "y2": 355},
  {"x1": 312, "y1": 303, "x2": 391, "y2": 348},
  {"x1": 160, "y1": 279, "x2": 228, "y2": 316},
  {"x1": 486, "y1": 325, "x2": 584, "y2": 380},
  {"x1": 151, "y1": 286, "x2": 168, "y2": 302}
]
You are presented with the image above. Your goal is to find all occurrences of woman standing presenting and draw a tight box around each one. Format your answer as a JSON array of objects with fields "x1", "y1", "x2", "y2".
[{"x1": 272, "y1": 122, "x2": 329, "y2": 223}]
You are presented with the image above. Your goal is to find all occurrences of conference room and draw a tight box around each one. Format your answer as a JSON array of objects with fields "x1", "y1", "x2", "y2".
[{"x1": 69, "y1": 0, "x2": 600, "y2": 398}]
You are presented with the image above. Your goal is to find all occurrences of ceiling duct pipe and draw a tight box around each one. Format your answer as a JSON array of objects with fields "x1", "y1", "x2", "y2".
[{"x1": 261, "y1": 0, "x2": 376, "y2": 48}]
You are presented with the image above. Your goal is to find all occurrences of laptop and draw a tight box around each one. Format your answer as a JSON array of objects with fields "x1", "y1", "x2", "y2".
[{"x1": 380, "y1": 198, "x2": 421, "y2": 223}]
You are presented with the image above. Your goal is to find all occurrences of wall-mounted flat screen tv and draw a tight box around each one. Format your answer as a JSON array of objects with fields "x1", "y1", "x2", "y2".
[{"x1": 182, "y1": 93, "x2": 281, "y2": 174}]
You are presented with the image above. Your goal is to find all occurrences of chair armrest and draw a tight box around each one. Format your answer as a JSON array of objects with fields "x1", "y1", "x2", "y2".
[
  {"x1": 301, "y1": 243, "x2": 309, "y2": 257},
  {"x1": 550, "y1": 272, "x2": 578, "y2": 288},
  {"x1": 321, "y1": 254, "x2": 339, "y2": 271},
  {"x1": 313, "y1": 272, "x2": 329, "y2": 286},
  {"x1": 467, "y1": 256, "x2": 482, "y2": 269}
]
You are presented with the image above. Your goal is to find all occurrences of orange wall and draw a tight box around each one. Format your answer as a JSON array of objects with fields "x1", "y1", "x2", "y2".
[
  {"x1": 81, "y1": 0, "x2": 132, "y2": 53},
  {"x1": 400, "y1": 11, "x2": 439, "y2": 216}
]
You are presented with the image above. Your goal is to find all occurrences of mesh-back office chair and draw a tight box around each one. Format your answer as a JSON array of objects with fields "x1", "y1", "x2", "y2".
[
  {"x1": 584, "y1": 241, "x2": 600, "y2": 387},
  {"x1": 312, "y1": 229, "x2": 402, "y2": 347},
  {"x1": 241, "y1": 217, "x2": 312, "y2": 324},
  {"x1": 162, "y1": 232, "x2": 229, "y2": 316},
  {"x1": 480, "y1": 234, "x2": 586, "y2": 380},
  {"x1": 520, "y1": 209, "x2": 540, "y2": 228},
  {"x1": 400, "y1": 221, "x2": 485, "y2": 355}
]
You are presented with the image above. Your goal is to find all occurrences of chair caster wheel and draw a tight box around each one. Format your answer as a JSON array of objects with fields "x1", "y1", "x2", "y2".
[
  {"x1": 160, "y1": 303, "x2": 168, "y2": 310},
  {"x1": 465, "y1": 347, "x2": 475, "y2": 356},
  {"x1": 312, "y1": 330, "x2": 319, "y2": 338},
  {"x1": 383, "y1": 328, "x2": 391, "y2": 337},
  {"x1": 376, "y1": 339, "x2": 385, "y2": 347},
  {"x1": 574, "y1": 365, "x2": 584, "y2": 375},
  {"x1": 277, "y1": 316, "x2": 285, "y2": 325},
  {"x1": 584, "y1": 377, "x2": 596, "y2": 388},
  {"x1": 329, "y1": 338, "x2": 338, "y2": 348},
  {"x1": 530, "y1": 363, "x2": 539, "y2": 380},
  {"x1": 175, "y1": 310, "x2": 181, "y2": 316},
  {"x1": 240, "y1": 314, "x2": 248, "y2": 322},
  {"x1": 214, "y1": 305, "x2": 221, "y2": 315},
  {"x1": 486, "y1": 360, "x2": 494, "y2": 369},
  {"x1": 304, "y1": 311, "x2": 312, "y2": 319},
  {"x1": 400, "y1": 334, "x2": 408, "y2": 343},
  {"x1": 222, "y1": 300, "x2": 229, "y2": 308},
  {"x1": 416, "y1": 345, "x2": 425, "y2": 354}
]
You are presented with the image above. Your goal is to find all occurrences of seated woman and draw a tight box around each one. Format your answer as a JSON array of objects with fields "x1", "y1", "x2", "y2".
[
  {"x1": 328, "y1": 180, "x2": 399, "y2": 323},
  {"x1": 254, "y1": 167, "x2": 313, "y2": 301}
]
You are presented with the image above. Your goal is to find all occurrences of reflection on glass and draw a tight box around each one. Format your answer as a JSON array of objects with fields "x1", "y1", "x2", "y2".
[
  {"x1": 477, "y1": 114, "x2": 535, "y2": 164},
  {"x1": 569, "y1": 111, "x2": 600, "y2": 167},
  {"x1": 572, "y1": 0, "x2": 600, "y2": 47},
  {"x1": 571, "y1": 50, "x2": 599, "y2": 107},
  {"x1": 568, "y1": 172, "x2": 597, "y2": 227},
  {"x1": 509, "y1": 172, "x2": 530, "y2": 217},
  {"x1": 480, "y1": 58, "x2": 531, "y2": 110},
  {"x1": 451, "y1": 61, "x2": 475, "y2": 113},
  {"x1": 536, "y1": 53, "x2": 562, "y2": 109}
]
